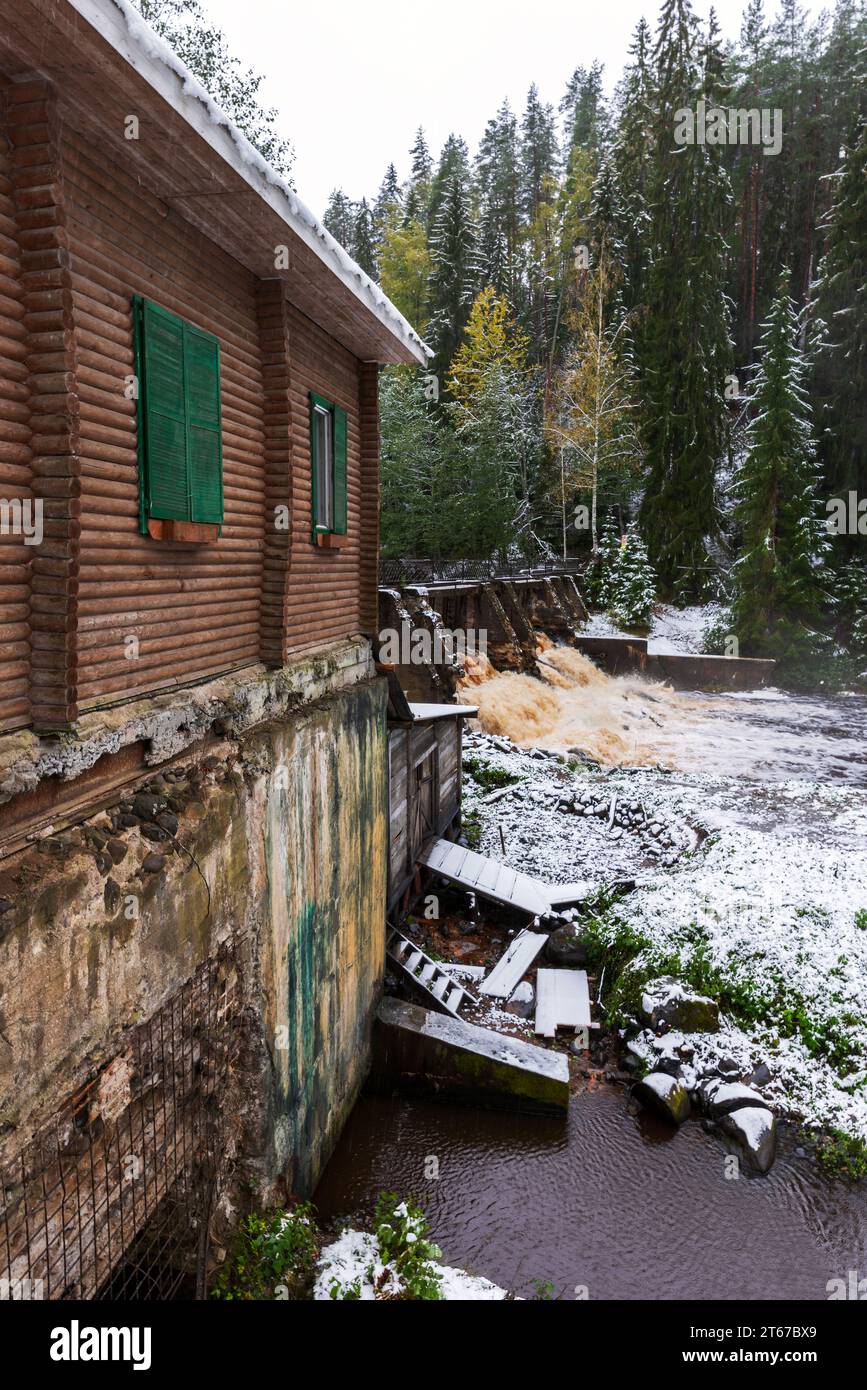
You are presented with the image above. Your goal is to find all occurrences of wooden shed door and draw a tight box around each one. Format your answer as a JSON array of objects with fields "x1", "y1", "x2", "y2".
[{"x1": 411, "y1": 750, "x2": 438, "y2": 856}]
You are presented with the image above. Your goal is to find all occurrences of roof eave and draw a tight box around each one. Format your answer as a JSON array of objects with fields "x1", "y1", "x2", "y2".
[{"x1": 67, "y1": 0, "x2": 431, "y2": 366}]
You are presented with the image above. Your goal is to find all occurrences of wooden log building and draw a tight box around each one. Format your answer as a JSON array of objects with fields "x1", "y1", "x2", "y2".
[
  {"x1": 0, "y1": 0, "x2": 427, "y2": 747},
  {"x1": 0, "y1": 0, "x2": 468, "y2": 1296}
]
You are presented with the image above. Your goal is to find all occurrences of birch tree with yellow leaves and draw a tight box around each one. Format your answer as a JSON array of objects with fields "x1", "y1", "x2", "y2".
[{"x1": 546, "y1": 243, "x2": 642, "y2": 556}]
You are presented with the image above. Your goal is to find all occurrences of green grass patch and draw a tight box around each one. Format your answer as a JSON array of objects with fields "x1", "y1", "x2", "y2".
[
  {"x1": 816, "y1": 1129, "x2": 867, "y2": 1181},
  {"x1": 462, "y1": 808, "x2": 483, "y2": 850},
  {"x1": 462, "y1": 758, "x2": 521, "y2": 794},
  {"x1": 581, "y1": 903, "x2": 865, "y2": 1073}
]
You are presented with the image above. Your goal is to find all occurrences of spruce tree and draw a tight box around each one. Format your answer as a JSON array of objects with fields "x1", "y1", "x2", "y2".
[
  {"x1": 520, "y1": 85, "x2": 560, "y2": 222},
  {"x1": 323, "y1": 189, "x2": 356, "y2": 250},
  {"x1": 426, "y1": 172, "x2": 480, "y2": 383},
  {"x1": 813, "y1": 107, "x2": 867, "y2": 512},
  {"x1": 730, "y1": 275, "x2": 827, "y2": 660},
  {"x1": 352, "y1": 199, "x2": 378, "y2": 280},
  {"x1": 406, "y1": 128, "x2": 433, "y2": 226},
  {"x1": 520, "y1": 85, "x2": 560, "y2": 366},
  {"x1": 428, "y1": 135, "x2": 472, "y2": 232},
  {"x1": 476, "y1": 101, "x2": 522, "y2": 305},
  {"x1": 610, "y1": 525, "x2": 658, "y2": 629},
  {"x1": 374, "y1": 164, "x2": 402, "y2": 225},
  {"x1": 610, "y1": 20, "x2": 655, "y2": 318},
  {"x1": 592, "y1": 514, "x2": 624, "y2": 607},
  {"x1": 638, "y1": 0, "x2": 733, "y2": 597},
  {"x1": 380, "y1": 368, "x2": 449, "y2": 560}
]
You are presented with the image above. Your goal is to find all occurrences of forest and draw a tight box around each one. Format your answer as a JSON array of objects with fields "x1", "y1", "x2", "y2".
[{"x1": 323, "y1": 0, "x2": 866, "y2": 682}]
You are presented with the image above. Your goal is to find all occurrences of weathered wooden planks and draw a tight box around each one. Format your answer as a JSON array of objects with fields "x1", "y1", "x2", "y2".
[
  {"x1": 419, "y1": 837, "x2": 551, "y2": 917},
  {"x1": 535, "y1": 969, "x2": 591, "y2": 1039},
  {"x1": 480, "y1": 930, "x2": 547, "y2": 999}
]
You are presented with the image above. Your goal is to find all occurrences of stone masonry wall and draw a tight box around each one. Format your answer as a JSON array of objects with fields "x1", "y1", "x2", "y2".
[{"x1": 0, "y1": 665, "x2": 388, "y2": 1219}]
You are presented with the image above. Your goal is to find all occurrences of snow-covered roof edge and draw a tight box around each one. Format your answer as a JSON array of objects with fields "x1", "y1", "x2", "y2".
[{"x1": 67, "y1": 0, "x2": 431, "y2": 365}]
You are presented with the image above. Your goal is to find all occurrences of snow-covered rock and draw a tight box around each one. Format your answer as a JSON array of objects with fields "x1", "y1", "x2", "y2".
[
  {"x1": 633, "y1": 1072, "x2": 692, "y2": 1126},
  {"x1": 699, "y1": 1080, "x2": 770, "y2": 1119},
  {"x1": 640, "y1": 977, "x2": 720, "y2": 1034},
  {"x1": 719, "y1": 1107, "x2": 778, "y2": 1174}
]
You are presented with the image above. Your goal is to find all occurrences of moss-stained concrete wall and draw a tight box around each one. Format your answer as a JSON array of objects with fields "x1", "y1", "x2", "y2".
[
  {"x1": 0, "y1": 663, "x2": 388, "y2": 1208},
  {"x1": 253, "y1": 680, "x2": 388, "y2": 1196}
]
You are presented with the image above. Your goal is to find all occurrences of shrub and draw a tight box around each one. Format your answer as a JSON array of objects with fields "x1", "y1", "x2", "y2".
[
  {"x1": 211, "y1": 1205, "x2": 318, "y2": 1301},
  {"x1": 373, "y1": 1193, "x2": 443, "y2": 1300}
]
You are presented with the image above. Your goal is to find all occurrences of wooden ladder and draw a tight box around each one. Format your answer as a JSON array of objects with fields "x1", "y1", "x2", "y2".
[{"x1": 386, "y1": 928, "x2": 476, "y2": 1017}]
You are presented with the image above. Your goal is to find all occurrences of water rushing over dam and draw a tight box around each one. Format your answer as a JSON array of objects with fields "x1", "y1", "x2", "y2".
[{"x1": 460, "y1": 641, "x2": 867, "y2": 784}]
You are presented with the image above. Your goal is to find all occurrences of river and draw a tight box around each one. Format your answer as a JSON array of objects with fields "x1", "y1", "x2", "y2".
[
  {"x1": 315, "y1": 654, "x2": 867, "y2": 1300},
  {"x1": 315, "y1": 1091, "x2": 866, "y2": 1300}
]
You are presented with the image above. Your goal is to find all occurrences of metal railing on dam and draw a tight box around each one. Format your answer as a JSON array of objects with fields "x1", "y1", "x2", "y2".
[{"x1": 379, "y1": 557, "x2": 586, "y2": 587}]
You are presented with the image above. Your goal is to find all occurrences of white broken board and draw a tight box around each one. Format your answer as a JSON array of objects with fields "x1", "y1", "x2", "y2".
[
  {"x1": 535, "y1": 969, "x2": 591, "y2": 1039},
  {"x1": 544, "y1": 881, "x2": 591, "y2": 908},
  {"x1": 419, "y1": 838, "x2": 551, "y2": 917},
  {"x1": 480, "y1": 930, "x2": 547, "y2": 1000}
]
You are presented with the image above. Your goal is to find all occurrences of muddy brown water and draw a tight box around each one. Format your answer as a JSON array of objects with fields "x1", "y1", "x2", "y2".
[{"x1": 315, "y1": 1092, "x2": 867, "y2": 1300}]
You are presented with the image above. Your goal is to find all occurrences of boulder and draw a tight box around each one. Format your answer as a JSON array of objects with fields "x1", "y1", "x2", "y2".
[
  {"x1": 700, "y1": 1081, "x2": 769, "y2": 1119},
  {"x1": 546, "y1": 926, "x2": 588, "y2": 968},
  {"x1": 633, "y1": 1072, "x2": 691, "y2": 1126},
  {"x1": 132, "y1": 791, "x2": 163, "y2": 821},
  {"x1": 650, "y1": 1031, "x2": 694, "y2": 1077},
  {"x1": 719, "y1": 1107, "x2": 777, "y2": 1174},
  {"x1": 639, "y1": 977, "x2": 720, "y2": 1034},
  {"x1": 504, "y1": 982, "x2": 535, "y2": 1020}
]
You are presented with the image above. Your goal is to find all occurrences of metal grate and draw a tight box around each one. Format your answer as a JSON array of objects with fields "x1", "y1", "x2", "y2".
[{"x1": 0, "y1": 942, "x2": 240, "y2": 1302}]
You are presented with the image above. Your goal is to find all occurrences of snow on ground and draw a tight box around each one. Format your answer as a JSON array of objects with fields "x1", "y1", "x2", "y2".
[
  {"x1": 314, "y1": 1229, "x2": 510, "y2": 1301},
  {"x1": 462, "y1": 733, "x2": 867, "y2": 1144},
  {"x1": 582, "y1": 602, "x2": 723, "y2": 655}
]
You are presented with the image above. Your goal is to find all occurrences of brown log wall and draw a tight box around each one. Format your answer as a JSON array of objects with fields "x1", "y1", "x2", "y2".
[
  {"x1": 7, "y1": 76, "x2": 81, "y2": 732},
  {"x1": 0, "y1": 81, "x2": 33, "y2": 731},
  {"x1": 0, "y1": 72, "x2": 383, "y2": 728},
  {"x1": 284, "y1": 305, "x2": 370, "y2": 656},
  {"x1": 61, "y1": 131, "x2": 268, "y2": 707}
]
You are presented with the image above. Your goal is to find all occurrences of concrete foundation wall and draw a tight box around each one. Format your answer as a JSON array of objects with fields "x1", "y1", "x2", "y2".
[{"x1": 0, "y1": 660, "x2": 388, "y2": 1207}]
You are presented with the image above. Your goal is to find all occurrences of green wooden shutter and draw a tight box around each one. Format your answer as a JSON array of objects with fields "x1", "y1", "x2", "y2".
[
  {"x1": 333, "y1": 405, "x2": 348, "y2": 535},
  {"x1": 137, "y1": 298, "x2": 188, "y2": 524},
  {"x1": 134, "y1": 296, "x2": 223, "y2": 532},
  {"x1": 184, "y1": 325, "x2": 223, "y2": 524}
]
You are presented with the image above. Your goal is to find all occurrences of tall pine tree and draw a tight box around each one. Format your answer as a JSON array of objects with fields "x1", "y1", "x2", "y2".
[
  {"x1": 426, "y1": 171, "x2": 480, "y2": 383},
  {"x1": 813, "y1": 105, "x2": 867, "y2": 514},
  {"x1": 476, "y1": 100, "x2": 522, "y2": 305},
  {"x1": 730, "y1": 274, "x2": 827, "y2": 659},
  {"x1": 638, "y1": 0, "x2": 733, "y2": 596},
  {"x1": 323, "y1": 188, "x2": 356, "y2": 249}
]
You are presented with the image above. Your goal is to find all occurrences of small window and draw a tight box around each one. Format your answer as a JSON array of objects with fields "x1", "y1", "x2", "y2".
[
  {"x1": 133, "y1": 295, "x2": 224, "y2": 537},
  {"x1": 313, "y1": 404, "x2": 334, "y2": 532},
  {"x1": 309, "y1": 392, "x2": 348, "y2": 540}
]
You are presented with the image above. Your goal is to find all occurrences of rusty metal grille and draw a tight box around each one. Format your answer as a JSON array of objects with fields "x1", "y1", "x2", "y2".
[{"x1": 0, "y1": 942, "x2": 240, "y2": 1301}]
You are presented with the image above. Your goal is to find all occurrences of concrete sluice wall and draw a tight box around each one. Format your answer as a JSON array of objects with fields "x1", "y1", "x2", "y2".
[
  {"x1": 378, "y1": 575, "x2": 589, "y2": 702},
  {"x1": 379, "y1": 579, "x2": 774, "y2": 702}
]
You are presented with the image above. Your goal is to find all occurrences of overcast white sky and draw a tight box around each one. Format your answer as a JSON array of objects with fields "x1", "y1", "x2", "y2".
[{"x1": 202, "y1": 0, "x2": 808, "y2": 217}]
